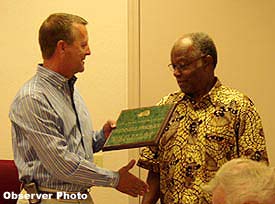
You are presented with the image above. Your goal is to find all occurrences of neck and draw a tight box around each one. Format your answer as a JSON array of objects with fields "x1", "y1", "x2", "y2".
[
  {"x1": 190, "y1": 77, "x2": 217, "y2": 102},
  {"x1": 43, "y1": 59, "x2": 72, "y2": 79}
]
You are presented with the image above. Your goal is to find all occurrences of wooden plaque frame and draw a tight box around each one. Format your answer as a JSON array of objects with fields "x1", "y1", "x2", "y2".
[{"x1": 102, "y1": 104, "x2": 175, "y2": 151}]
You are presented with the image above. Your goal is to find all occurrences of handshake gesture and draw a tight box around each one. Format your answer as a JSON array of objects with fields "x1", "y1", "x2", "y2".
[
  {"x1": 103, "y1": 120, "x2": 149, "y2": 197},
  {"x1": 116, "y1": 160, "x2": 149, "y2": 197}
]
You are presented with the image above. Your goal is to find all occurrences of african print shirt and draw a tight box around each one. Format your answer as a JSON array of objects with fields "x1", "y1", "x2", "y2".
[{"x1": 137, "y1": 79, "x2": 268, "y2": 204}]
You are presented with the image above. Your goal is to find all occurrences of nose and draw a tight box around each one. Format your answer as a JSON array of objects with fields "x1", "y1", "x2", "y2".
[
  {"x1": 173, "y1": 68, "x2": 182, "y2": 77},
  {"x1": 86, "y1": 45, "x2": 91, "y2": 56}
]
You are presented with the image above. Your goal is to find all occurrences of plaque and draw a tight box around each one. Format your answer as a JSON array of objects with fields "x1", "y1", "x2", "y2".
[{"x1": 102, "y1": 104, "x2": 176, "y2": 151}]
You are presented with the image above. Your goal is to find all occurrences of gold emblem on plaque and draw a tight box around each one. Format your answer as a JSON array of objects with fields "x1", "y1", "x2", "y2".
[{"x1": 137, "y1": 110, "x2": 151, "y2": 117}]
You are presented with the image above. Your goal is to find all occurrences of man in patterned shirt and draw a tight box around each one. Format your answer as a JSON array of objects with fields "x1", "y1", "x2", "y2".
[
  {"x1": 138, "y1": 32, "x2": 268, "y2": 204},
  {"x1": 10, "y1": 13, "x2": 148, "y2": 204}
]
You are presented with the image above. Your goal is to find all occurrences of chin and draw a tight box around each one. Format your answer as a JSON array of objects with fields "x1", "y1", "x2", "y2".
[
  {"x1": 78, "y1": 66, "x2": 85, "y2": 73},
  {"x1": 180, "y1": 87, "x2": 189, "y2": 94}
]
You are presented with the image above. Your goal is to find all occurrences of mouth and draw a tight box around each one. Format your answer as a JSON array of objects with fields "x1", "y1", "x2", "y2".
[{"x1": 177, "y1": 80, "x2": 186, "y2": 85}]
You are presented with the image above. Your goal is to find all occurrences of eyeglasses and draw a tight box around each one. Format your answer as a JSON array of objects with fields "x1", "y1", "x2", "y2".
[{"x1": 168, "y1": 55, "x2": 206, "y2": 72}]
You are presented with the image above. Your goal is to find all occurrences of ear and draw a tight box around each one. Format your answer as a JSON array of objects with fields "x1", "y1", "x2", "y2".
[
  {"x1": 56, "y1": 40, "x2": 67, "y2": 55},
  {"x1": 205, "y1": 55, "x2": 213, "y2": 65},
  {"x1": 204, "y1": 55, "x2": 215, "y2": 70}
]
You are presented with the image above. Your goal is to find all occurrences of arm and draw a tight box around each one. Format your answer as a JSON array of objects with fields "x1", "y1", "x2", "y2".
[
  {"x1": 10, "y1": 96, "x2": 118, "y2": 187},
  {"x1": 91, "y1": 119, "x2": 116, "y2": 152},
  {"x1": 141, "y1": 170, "x2": 160, "y2": 204},
  {"x1": 236, "y1": 97, "x2": 268, "y2": 162}
]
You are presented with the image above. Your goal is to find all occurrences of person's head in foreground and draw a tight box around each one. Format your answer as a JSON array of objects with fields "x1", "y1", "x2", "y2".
[{"x1": 203, "y1": 158, "x2": 275, "y2": 204}]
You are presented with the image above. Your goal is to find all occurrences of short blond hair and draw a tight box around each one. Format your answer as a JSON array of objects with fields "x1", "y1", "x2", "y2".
[{"x1": 39, "y1": 13, "x2": 88, "y2": 59}]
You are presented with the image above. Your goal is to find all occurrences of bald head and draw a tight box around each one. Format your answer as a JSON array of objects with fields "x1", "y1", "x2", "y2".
[{"x1": 171, "y1": 32, "x2": 218, "y2": 69}]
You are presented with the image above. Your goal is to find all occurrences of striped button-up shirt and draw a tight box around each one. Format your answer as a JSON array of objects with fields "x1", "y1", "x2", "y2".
[{"x1": 9, "y1": 65, "x2": 119, "y2": 192}]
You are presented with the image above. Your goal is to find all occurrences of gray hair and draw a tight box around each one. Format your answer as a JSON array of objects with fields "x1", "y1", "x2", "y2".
[
  {"x1": 39, "y1": 13, "x2": 88, "y2": 59},
  {"x1": 203, "y1": 158, "x2": 275, "y2": 204},
  {"x1": 188, "y1": 32, "x2": 218, "y2": 68}
]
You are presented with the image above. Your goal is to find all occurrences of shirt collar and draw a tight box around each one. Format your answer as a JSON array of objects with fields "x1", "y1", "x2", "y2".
[
  {"x1": 207, "y1": 78, "x2": 222, "y2": 103},
  {"x1": 175, "y1": 77, "x2": 222, "y2": 104},
  {"x1": 37, "y1": 64, "x2": 77, "y2": 90}
]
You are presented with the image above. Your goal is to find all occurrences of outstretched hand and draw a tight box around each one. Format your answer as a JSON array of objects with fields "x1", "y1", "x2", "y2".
[{"x1": 116, "y1": 160, "x2": 149, "y2": 197}]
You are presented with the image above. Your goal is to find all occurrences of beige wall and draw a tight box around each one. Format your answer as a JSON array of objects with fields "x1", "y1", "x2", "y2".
[{"x1": 0, "y1": 1, "x2": 134, "y2": 204}]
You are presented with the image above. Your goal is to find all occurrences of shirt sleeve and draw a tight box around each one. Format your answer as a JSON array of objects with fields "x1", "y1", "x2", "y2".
[
  {"x1": 10, "y1": 94, "x2": 119, "y2": 188},
  {"x1": 236, "y1": 96, "x2": 269, "y2": 163},
  {"x1": 92, "y1": 129, "x2": 106, "y2": 153},
  {"x1": 137, "y1": 95, "x2": 172, "y2": 173},
  {"x1": 137, "y1": 146, "x2": 160, "y2": 173}
]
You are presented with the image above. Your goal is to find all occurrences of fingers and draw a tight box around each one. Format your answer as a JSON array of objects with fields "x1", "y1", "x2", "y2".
[
  {"x1": 116, "y1": 160, "x2": 149, "y2": 197},
  {"x1": 107, "y1": 120, "x2": 116, "y2": 128},
  {"x1": 121, "y1": 182, "x2": 146, "y2": 197},
  {"x1": 123, "y1": 159, "x2": 136, "y2": 171},
  {"x1": 136, "y1": 180, "x2": 149, "y2": 194},
  {"x1": 116, "y1": 173, "x2": 149, "y2": 197},
  {"x1": 103, "y1": 120, "x2": 116, "y2": 138},
  {"x1": 127, "y1": 188, "x2": 139, "y2": 197},
  {"x1": 131, "y1": 182, "x2": 147, "y2": 196},
  {"x1": 129, "y1": 176, "x2": 149, "y2": 196}
]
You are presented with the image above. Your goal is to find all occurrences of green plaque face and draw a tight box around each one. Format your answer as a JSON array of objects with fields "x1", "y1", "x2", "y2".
[{"x1": 103, "y1": 104, "x2": 175, "y2": 151}]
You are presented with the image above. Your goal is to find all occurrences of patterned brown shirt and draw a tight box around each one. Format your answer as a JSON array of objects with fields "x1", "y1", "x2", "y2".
[{"x1": 138, "y1": 79, "x2": 268, "y2": 204}]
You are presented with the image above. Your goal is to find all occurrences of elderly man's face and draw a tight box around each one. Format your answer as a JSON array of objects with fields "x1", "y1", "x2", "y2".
[{"x1": 170, "y1": 38, "x2": 211, "y2": 98}]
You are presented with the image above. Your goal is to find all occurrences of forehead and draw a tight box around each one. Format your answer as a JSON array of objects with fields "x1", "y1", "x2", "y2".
[
  {"x1": 173, "y1": 38, "x2": 192, "y2": 53},
  {"x1": 171, "y1": 37, "x2": 199, "y2": 61},
  {"x1": 72, "y1": 23, "x2": 88, "y2": 40},
  {"x1": 179, "y1": 38, "x2": 193, "y2": 47}
]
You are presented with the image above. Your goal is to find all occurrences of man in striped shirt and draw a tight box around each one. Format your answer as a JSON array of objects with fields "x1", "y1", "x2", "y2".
[{"x1": 9, "y1": 13, "x2": 148, "y2": 204}]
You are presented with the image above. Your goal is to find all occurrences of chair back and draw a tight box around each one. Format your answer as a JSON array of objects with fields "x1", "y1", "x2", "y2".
[{"x1": 0, "y1": 160, "x2": 21, "y2": 204}]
